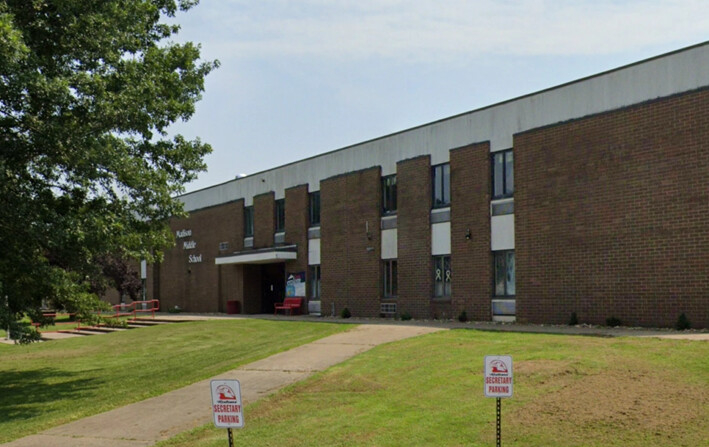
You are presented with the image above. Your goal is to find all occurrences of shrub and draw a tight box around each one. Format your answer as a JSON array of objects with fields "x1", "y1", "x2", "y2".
[
  {"x1": 458, "y1": 311, "x2": 468, "y2": 322},
  {"x1": 675, "y1": 313, "x2": 691, "y2": 331},
  {"x1": 605, "y1": 317, "x2": 622, "y2": 327},
  {"x1": 167, "y1": 305, "x2": 182, "y2": 314},
  {"x1": 340, "y1": 307, "x2": 351, "y2": 319},
  {"x1": 569, "y1": 312, "x2": 579, "y2": 326},
  {"x1": 400, "y1": 312, "x2": 412, "y2": 321}
]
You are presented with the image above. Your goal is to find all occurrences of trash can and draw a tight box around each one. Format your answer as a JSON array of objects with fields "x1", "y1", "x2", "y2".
[{"x1": 226, "y1": 300, "x2": 241, "y2": 315}]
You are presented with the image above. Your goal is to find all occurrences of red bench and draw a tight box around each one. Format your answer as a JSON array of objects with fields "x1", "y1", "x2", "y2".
[{"x1": 274, "y1": 297, "x2": 304, "y2": 315}]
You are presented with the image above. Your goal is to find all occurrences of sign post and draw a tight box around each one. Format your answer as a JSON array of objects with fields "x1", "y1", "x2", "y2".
[
  {"x1": 484, "y1": 355, "x2": 513, "y2": 447},
  {"x1": 210, "y1": 379, "x2": 244, "y2": 447}
]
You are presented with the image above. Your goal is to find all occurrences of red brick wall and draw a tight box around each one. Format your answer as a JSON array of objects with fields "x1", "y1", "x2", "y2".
[
  {"x1": 451, "y1": 142, "x2": 492, "y2": 320},
  {"x1": 397, "y1": 156, "x2": 432, "y2": 319},
  {"x1": 253, "y1": 192, "x2": 274, "y2": 249},
  {"x1": 285, "y1": 185, "x2": 310, "y2": 305},
  {"x1": 321, "y1": 167, "x2": 381, "y2": 317},
  {"x1": 158, "y1": 201, "x2": 243, "y2": 312},
  {"x1": 515, "y1": 89, "x2": 709, "y2": 328}
]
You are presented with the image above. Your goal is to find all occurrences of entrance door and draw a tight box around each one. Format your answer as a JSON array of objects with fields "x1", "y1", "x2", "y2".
[{"x1": 261, "y1": 263, "x2": 285, "y2": 313}]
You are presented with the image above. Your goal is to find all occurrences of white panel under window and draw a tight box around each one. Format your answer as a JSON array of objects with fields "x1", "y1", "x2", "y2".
[
  {"x1": 381, "y1": 229, "x2": 398, "y2": 259},
  {"x1": 308, "y1": 238, "x2": 321, "y2": 265},
  {"x1": 491, "y1": 214, "x2": 515, "y2": 250},
  {"x1": 431, "y1": 222, "x2": 451, "y2": 255}
]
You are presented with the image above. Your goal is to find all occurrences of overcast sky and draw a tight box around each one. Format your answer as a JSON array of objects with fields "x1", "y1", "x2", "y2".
[{"x1": 167, "y1": 0, "x2": 709, "y2": 193}]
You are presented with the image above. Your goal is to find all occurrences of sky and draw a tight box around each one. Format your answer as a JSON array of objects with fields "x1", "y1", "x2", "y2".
[{"x1": 167, "y1": 0, "x2": 709, "y2": 193}]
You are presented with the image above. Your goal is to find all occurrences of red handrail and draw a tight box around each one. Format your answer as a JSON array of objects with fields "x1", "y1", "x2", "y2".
[
  {"x1": 103, "y1": 300, "x2": 160, "y2": 320},
  {"x1": 32, "y1": 300, "x2": 161, "y2": 334}
]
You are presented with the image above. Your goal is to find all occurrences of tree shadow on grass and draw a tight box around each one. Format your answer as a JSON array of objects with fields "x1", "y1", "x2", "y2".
[{"x1": 0, "y1": 367, "x2": 104, "y2": 424}]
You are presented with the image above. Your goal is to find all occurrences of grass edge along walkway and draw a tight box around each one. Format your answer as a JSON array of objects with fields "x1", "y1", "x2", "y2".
[
  {"x1": 0, "y1": 319, "x2": 351, "y2": 444},
  {"x1": 156, "y1": 329, "x2": 709, "y2": 447}
]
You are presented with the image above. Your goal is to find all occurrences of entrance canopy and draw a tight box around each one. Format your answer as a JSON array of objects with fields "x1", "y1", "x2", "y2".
[{"x1": 215, "y1": 245, "x2": 297, "y2": 265}]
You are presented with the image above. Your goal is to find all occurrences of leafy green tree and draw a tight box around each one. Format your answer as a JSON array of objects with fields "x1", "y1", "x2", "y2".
[{"x1": 0, "y1": 0, "x2": 218, "y2": 336}]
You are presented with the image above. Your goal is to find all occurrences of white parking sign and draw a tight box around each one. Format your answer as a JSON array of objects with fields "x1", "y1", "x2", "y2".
[
  {"x1": 484, "y1": 355, "x2": 513, "y2": 398},
  {"x1": 210, "y1": 380, "x2": 244, "y2": 428}
]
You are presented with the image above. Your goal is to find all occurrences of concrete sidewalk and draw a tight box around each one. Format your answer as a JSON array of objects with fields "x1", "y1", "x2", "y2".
[{"x1": 3, "y1": 324, "x2": 443, "y2": 447}]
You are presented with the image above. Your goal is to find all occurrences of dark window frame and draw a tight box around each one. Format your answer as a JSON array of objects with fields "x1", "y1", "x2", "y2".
[
  {"x1": 433, "y1": 255, "x2": 451, "y2": 298},
  {"x1": 492, "y1": 149, "x2": 514, "y2": 200},
  {"x1": 493, "y1": 250, "x2": 516, "y2": 297},
  {"x1": 275, "y1": 199, "x2": 285, "y2": 232},
  {"x1": 244, "y1": 206, "x2": 254, "y2": 237},
  {"x1": 309, "y1": 191, "x2": 320, "y2": 227},
  {"x1": 381, "y1": 175, "x2": 397, "y2": 215},
  {"x1": 432, "y1": 163, "x2": 451, "y2": 208},
  {"x1": 382, "y1": 259, "x2": 398, "y2": 298}
]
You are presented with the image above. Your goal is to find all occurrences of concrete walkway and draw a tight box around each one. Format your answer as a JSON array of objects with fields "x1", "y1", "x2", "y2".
[{"x1": 3, "y1": 324, "x2": 443, "y2": 447}]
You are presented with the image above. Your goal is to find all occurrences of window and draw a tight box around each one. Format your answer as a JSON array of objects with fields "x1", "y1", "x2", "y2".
[
  {"x1": 309, "y1": 191, "x2": 320, "y2": 226},
  {"x1": 494, "y1": 250, "x2": 515, "y2": 296},
  {"x1": 218, "y1": 242, "x2": 229, "y2": 251},
  {"x1": 309, "y1": 265, "x2": 321, "y2": 299},
  {"x1": 492, "y1": 150, "x2": 514, "y2": 199},
  {"x1": 383, "y1": 259, "x2": 398, "y2": 298},
  {"x1": 244, "y1": 206, "x2": 254, "y2": 237},
  {"x1": 433, "y1": 255, "x2": 451, "y2": 297},
  {"x1": 432, "y1": 163, "x2": 451, "y2": 208},
  {"x1": 382, "y1": 175, "x2": 397, "y2": 214},
  {"x1": 275, "y1": 199, "x2": 285, "y2": 232}
]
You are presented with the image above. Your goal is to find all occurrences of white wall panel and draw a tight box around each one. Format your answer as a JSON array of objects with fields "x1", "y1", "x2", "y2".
[
  {"x1": 308, "y1": 238, "x2": 320, "y2": 265},
  {"x1": 180, "y1": 44, "x2": 709, "y2": 212},
  {"x1": 491, "y1": 215, "x2": 515, "y2": 251},
  {"x1": 431, "y1": 222, "x2": 451, "y2": 255},
  {"x1": 381, "y1": 229, "x2": 398, "y2": 259}
]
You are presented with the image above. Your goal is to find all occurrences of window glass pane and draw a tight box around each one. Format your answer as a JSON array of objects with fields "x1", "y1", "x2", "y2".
[
  {"x1": 390, "y1": 177, "x2": 397, "y2": 211},
  {"x1": 391, "y1": 260, "x2": 397, "y2": 296},
  {"x1": 433, "y1": 256, "x2": 443, "y2": 296},
  {"x1": 493, "y1": 153, "x2": 504, "y2": 198},
  {"x1": 244, "y1": 207, "x2": 254, "y2": 237},
  {"x1": 505, "y1": 151, "x2": 514, "y2": 195},
  {"x1": 506, "y1": 251, "x2": 515, "y2": 295},
  {"x1": 494, "y1": 252, "x2": 506, "y2": 296},
  {"x1": 310, "y1": 265, "x2": 321, "y2": 299},
  {"x1": 383, "y1": 261, "x2": 389, "y2": 296},
  {"x1": 382, "y1": 176, "x2": 397, "y2": 213},
  {"x1": 310, "y1": 192, "x2": 320, "y2": 226},
  {"x1": 442, "y1": 164, "x2": 450, "y2": 205},
  {"x1": 433, "y1": 166, "x2": 442, "y2": 206},
  {"x1": 275, "y1": 199, "x2": 285, "y2": 232},
  {"x1": 443, "y1": 256, "x2": 451, "y2": 296}
]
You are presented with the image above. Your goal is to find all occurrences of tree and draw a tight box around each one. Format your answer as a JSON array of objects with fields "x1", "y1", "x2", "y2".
[{"x1": 0, "y1": 0, "x2": 218, "y2": 339}]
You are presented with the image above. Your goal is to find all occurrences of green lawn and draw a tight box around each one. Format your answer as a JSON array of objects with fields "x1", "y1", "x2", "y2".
[
  {"x1": 0, "y1": 319, "x2": 350, "y2": 443},
  {"x1": 158, "y1": 330, "x2": 709, "y2": 447}
]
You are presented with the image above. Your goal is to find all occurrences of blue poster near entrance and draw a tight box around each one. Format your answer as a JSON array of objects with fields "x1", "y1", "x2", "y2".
[{"x1": 286, "y1": 272, "x2": 306, "y2": 297}]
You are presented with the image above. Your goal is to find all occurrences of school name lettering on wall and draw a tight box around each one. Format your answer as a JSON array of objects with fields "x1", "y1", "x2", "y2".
[
  {"x1": 177, "y1": 229, "x2": 201, "y2": 263},
  {"x1": 176, "y1": 229, "x2": 192, "y2": 238}
]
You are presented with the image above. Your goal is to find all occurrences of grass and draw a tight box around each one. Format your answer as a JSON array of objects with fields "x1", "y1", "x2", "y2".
[
  {"x1": 158, "y1": 330, "x2": 709, "y2": 447},
  {"x1": 0, "y1": 319, "x2": 349, "y2": 443}
]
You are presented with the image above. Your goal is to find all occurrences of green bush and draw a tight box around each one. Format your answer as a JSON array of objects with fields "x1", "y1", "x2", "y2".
[
  {"x1": 458, "y1": 311, "x2": 468, "y2": 322},
  {"x1": 400, "y1": 312, "x2": 412, "y2": 321},
  {"x1": 340, "y1": 307, "x2": 351, "y2": 319},
  {"x1": 605, "y1": 317, "x2": 622, "y2": 327},
  {"x1": 675, "y1": 313, "x2": 691, "y2": 331}
]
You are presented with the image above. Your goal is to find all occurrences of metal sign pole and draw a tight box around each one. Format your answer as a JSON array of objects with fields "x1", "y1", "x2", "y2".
[
  {"x1": 227, "y1": 427, "x2": 234, "y2": 447},
  {"x1": 496, "y1": 397, "x2": 501, "y2": 447}
]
